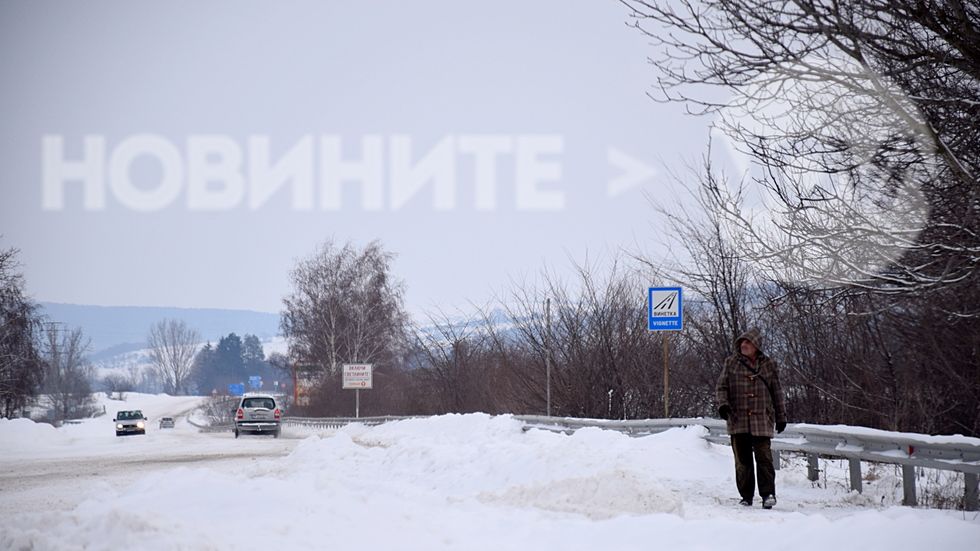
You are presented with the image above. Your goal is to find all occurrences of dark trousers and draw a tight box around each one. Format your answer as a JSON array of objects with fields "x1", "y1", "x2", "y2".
[{"x1": 731, "y1": 433, "x2": 775, "y2": 500}]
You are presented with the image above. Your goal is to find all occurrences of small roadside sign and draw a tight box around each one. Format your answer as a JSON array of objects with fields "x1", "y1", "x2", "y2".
[
  {"x1": 343, "y1": 363, "x2": 373, "y2": 389},
  {"x1": 293, "y1": 361, "x2": 320, "y2": 407},
  {"x1": 648, "y1": 287, "x2": 683, "y2": 331}
]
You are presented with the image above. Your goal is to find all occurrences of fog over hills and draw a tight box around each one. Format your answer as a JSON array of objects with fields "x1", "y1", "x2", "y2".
[{"x1": 38, "y1": 303, "x2": 281, "y2": 358}]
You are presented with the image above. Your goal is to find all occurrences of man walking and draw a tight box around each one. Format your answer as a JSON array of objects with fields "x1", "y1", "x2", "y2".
[{"x1": 716, "y1": 327, "x2": 788, "y2": 509}]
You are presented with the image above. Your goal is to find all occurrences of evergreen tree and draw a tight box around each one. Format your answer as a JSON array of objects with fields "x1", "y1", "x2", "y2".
[
  {"x1": 189, "y1": 342, "x2": 218, "y2": 395},
  {"x1": 242, "y1": 334, "x2": 266, "y2": 374},
  {"x1": 215, "y1": 333, "x2": 246, "y2": 384},
  {"x1": 191, "y1": 333, "x2": 275, "y2": 394}
]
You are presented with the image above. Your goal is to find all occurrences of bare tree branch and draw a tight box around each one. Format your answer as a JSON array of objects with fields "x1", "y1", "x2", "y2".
[{"x1": 146, "y1": 319, "x2": 201, "y2": 396}]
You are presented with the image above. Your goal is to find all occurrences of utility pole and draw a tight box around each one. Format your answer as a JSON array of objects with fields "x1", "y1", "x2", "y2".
[
  {"x1": 45, "y1": 321, "x2": 66, "y2": 376},
  {"x1": 44, "y1": 322, "x2": 66, "y2": 420},
  {"x1": 545, "y1": 297, "x2": 552, "y2": 417}
]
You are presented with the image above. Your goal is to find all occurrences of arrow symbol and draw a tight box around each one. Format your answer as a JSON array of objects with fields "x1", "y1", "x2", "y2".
[{"x1": 607, "y1": 146, "x2": 657, "y2": 197}]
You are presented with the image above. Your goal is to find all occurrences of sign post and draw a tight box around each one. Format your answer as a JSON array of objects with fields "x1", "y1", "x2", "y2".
[
  {"x1": 648, "y1": 287, "x2": 683, "y2": 418},
  {"x1": 343, "y1": 363, "x2": 373, "y2": 418}
]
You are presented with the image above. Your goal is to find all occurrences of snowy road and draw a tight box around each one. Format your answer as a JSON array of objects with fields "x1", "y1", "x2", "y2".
[
  {"x1": 0, "y1": 393, "x2": 301, "y2": 518},
  {"x1": 1, "y1": 432, "x2": 298, "y2": 516},
  {"x1": 3, "y1": 393, "x2": 980, "y2": 551}
]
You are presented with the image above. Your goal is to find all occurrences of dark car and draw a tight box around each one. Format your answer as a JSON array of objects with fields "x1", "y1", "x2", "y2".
[
  {"x1": 114, "y1": 410, "x2": 147, "y2": 436},
  {"x1": 234, "y1": 394, "x2": 281, "y2": 438}
]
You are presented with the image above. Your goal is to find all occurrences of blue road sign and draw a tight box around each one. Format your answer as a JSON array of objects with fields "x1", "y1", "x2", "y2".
[
  {"x1": 228, "y1": 383, "x2": 245, "y2": 396},
  {"x1": 648, "y1": 287, "x2": 683, "y2": 330}
]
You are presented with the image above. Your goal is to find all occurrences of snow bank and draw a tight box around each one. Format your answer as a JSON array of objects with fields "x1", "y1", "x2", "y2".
[{"x1": 0, "y1": 417, "x2": 69, "y2": 452}]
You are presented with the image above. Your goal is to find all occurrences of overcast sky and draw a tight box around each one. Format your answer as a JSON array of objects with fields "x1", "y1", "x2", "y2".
[{"x1": 0, "y1": 1, "x2": 714, "y2": 317}]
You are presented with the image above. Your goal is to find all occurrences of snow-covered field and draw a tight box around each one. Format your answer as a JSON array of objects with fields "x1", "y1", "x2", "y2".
[{"x1": 2, "y1": 394, "x2": 978, "y2": 550}]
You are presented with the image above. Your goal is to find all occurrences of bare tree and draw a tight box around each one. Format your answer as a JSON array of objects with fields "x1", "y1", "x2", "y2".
[
  {"x1": 101, "y1": 372, "x2": 137, "y2": 401},
  {"x1": 412, "y1": 308, "x2": 502, "y2": 414},
  {"x1": 629, "y1": 153, "x2": 770, "y2": 418},
  {"x1": 200, "y1": 394, "x2": 239, "y2": 427},
  {"x1": 642, "y1": 155, "x2": 980, "y2": 432},
  {"x1": 280, "y1": 239, "x2": 411, "y2": 413},
  {"x1": 621, "y1": 0, "x2": 980, "y2": 435},
  {"x1": 623, "y1": 0, "x2": 979, "y2": 305},
  {"x1": 0, "y1": 245, "x2": 44, "y2": 418},
  {"x1": 42, "y1": 324, "x2": 95, "y2": 421},
  {"x1": 146, "y1": 319, "x2": 201, "y2": 396},
  {"x1": 642, "y1": 154, "x2": 761, "y2": 351},
  {"x1": 489, "y1": 253, "x2": 665, "y2": 419}
]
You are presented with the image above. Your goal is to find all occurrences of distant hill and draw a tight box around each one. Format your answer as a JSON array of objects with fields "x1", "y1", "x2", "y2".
[{"x1": 38, "y1": 303, "x2": 281, "y2": 357}]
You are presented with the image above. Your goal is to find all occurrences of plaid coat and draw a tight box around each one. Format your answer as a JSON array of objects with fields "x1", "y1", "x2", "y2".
[{"x1": 716, "y1": 328, "x2": 788, "y2": 438}]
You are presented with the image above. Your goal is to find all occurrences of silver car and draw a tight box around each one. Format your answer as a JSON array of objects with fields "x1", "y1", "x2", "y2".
[
  {"x1": 114, "y1": 410, "x2": 147, "y2": 436},
  {"x1": 234, "y1": 394, "x2": 281, "y2": 438}
]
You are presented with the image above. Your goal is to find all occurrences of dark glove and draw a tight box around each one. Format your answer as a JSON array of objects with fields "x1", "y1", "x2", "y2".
[
  {"x1": 776, "y1": 421, "x2": 786, "y2": 433},
  {"x1": 718, "y1": 405, "x2": 731, "y2": 420}
]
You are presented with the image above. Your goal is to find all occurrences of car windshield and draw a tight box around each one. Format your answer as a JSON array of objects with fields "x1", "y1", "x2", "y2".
[{"x1": 243, "y1": 398, "x2": 274, "y2": 409}]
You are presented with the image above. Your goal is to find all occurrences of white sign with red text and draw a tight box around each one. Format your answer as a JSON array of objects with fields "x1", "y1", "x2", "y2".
[{"x1": 343, "y1": 363, "x2": 373, "y2": 390}]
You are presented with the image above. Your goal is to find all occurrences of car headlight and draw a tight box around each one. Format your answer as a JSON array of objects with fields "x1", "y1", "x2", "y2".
[
  {"x1": 136, "y1": 421, "x2": 145, "y2": 429},
  {"x1": 116, "y1": 423, "x2": 123, "y2": 429}
]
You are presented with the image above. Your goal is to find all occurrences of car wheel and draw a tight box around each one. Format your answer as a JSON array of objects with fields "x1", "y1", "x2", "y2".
[
  {"x1": 234, "y1": 428, "x2": 239, "y2": 438},
  {"x1": 274, "y1": 430, "x2": 280, "y2": 438}
]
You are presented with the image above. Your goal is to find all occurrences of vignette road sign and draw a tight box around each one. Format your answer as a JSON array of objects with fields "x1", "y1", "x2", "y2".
[
  {"x1": 648, "y1": 286, "x2": 683, "y2": 417},
  {"x1": 648, "y1": 287, "x2": 683, "y2": 331}
]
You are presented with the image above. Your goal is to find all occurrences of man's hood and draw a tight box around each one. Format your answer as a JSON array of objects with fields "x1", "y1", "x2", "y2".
[{"x1": 734, "y1": 327, "x2": 764, "y2": 353}]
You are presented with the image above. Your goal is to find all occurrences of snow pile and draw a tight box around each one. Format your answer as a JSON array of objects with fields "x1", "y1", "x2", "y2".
[
  {"x1": 0, "y1": 417, "x2": 69, "y2": 452},
  {"x1": 2, "y1": 396, "x2": 979, "y2": 550},
  {"x1": 281, "y1": 416, "x2": 690, "y2": 520}
]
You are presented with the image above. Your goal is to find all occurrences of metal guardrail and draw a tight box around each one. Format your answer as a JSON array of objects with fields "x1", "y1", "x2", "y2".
[
  {"x1": 282, "y1": 415, "x2": 415, "y2": 429},
  {"x1": 516, "y1": 415, "x2": 729, "y2": 439},
  {"x1": 516, "y1": 415, "x2": 980, "y2": 510},
  {"x1": 187, "y1": 415, "x2": 415, "y2": 432}
]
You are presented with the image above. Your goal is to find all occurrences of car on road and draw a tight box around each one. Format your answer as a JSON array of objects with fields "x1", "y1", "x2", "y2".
[
  {"x1": 159, "y1": 417, "x2": 175, "y2": 429},
  {"x1": 114, "y1": 410, "x2": 147, "y2": 436},
  {"x1": 234, "y1": 394, "x2": 281, "y2": 438}
]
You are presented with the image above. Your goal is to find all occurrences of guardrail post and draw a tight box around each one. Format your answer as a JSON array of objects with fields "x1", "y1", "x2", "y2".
[
  {"x1": 807, "y1": 453, "x2": 819, "y2": 482},
  {"x1": 966, "y1": 473, "x2": 979, "y2": 511},
  {"x1": 849, "y1": 458, "x2": 862, "y2": 493},
  {"x1": 902, "y1": 465, "x2": 917, "y2": 506}
]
